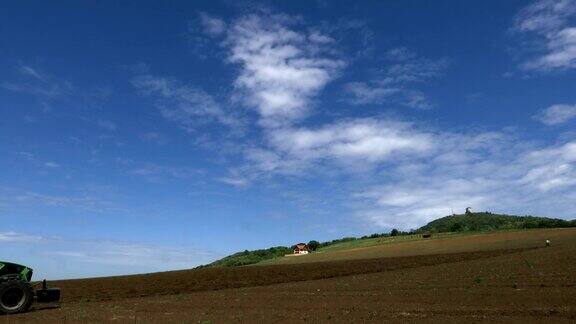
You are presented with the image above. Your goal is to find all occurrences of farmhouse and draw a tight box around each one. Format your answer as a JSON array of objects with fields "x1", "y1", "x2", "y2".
[{"x1": 293, "y1": 243, "x2": 309, "y2": 255}]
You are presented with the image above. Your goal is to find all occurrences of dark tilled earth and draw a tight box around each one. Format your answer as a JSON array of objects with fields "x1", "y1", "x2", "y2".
[{"x1": 2, "y1": 228, "x2": 575, "y2": 323}]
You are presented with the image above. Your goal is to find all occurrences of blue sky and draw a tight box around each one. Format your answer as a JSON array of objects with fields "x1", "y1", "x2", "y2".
[{"x1": 1, "y1": 0, "x2": 576, "y2": 279}]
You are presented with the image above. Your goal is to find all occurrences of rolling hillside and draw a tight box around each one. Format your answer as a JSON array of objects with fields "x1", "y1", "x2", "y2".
[{"x1": 205, "y1": 213, "x2": 575, "y2": 267}]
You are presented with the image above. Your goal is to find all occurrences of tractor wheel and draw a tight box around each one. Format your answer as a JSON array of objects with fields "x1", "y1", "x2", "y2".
[{"x1": 0, "y1": 280, "x2": 34, "y2": 315}]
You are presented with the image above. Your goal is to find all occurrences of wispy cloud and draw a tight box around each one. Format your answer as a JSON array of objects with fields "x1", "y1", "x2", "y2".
[
  {"x1": 534, "y1": 104, "x2": 576, "y2": 125},
  {"x1": 356, "y1": 179, "x2": 497, "y2": 229},
  {"x1": 265, "y1": 118, "x2": 433, "y2": 166},
  {"x1": 344, "y1": 82, "x2": 400, "y2": 105},
  {"x1": 234, "y1": 111, "x2": 576, "y2": 228},
  {"x1": 344, "y1": 47, "x2": 448, "y2": 108},
  {"x1": 226, "y1": 14, "x2": 344, "y2": 127},
  {"x1": 321, "y1": 18, "x2": 375, "y2": 59},
  {"x1": 129, "y1": 165, "x2": 199, "y2": 180},
  {"x1": 191, "y1": 11, "x2": 576, "y2": 229},
  {"x1": 199, "y1": 12, "x2": 227, "y2": 36},
  {"x1": 1, "y1": 63, "x2": 111, "y2": 112},
  {"x1": 354, "y1": 137, "x2": 576, "y2": 229},
  {"x1": 139, "y1": 132, "x2": 168, "y2": 145},
  {"x1": 14, "y1": 152, "x2": 66, "y2": 171},
  {"x1": 1, "y1": 64, "x2": 73, "y2": 106},
  {"x1": 15, "y1": 192, "x2": 110, "y2": 210},
  {"x1": 0, "y1": 232, "x2": 42, "y2": 243},
  {"x1": 18, "y1": 65, "x2": 49, "y2": 83},
  {"x1": 520, "y1": 141, "x2": 576, "y2": 191},
  {"x1": 43, "y1": 161, "x2": 61, "y2": 168},
  {"x1": 217, "y1": 176, "x2": 249, "y2": 187},
  {"x1": 514, "y1": 0, "x2": 576, "y2": 71},
  {"x1": 116, "y1": 158, "x2": 203, "y2": 182},
  {"x1": 244, "y1": 119, "x2": 508, "y2": 178},
  {"x1": 1, "y1": 231, "x2": 218, "y2": 277},
  {"x1": 132, "y1": 74, "x2": 243, "y2": 132},
  {"x1": 0, "y1": 188, "x2": 120, "y2": 213}
]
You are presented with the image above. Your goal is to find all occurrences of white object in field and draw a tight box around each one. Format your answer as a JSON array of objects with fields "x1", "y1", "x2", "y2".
[{"x1": 546, "y1": 239, "x2": 550, "y2": 246}]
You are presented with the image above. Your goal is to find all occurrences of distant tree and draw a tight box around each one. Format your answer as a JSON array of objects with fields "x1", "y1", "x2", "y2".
[
  {"x1": 450, "y1": 222, "x2": 464, "y2": 232},
  {"x1": 307, "y1": 240, "x2": 320, "y2": 251},
  {"x1": 390, "y1": 228, "x2": 399, "y2": 236}
]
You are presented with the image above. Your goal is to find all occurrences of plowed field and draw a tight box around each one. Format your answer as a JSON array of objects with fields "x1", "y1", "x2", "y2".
[{"x1": 2, "y1": 228, "x2": 575, "y2": 323}]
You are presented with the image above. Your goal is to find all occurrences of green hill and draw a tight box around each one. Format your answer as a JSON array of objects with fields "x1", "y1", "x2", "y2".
[
  {"x1": 202, "y1": 212, "x2": 575, "y2": 268},
  {"x1": 419, "y1": 212, "x2": 575, "y2": 233},
  {"x1": 199, "y1": 246, "x2": 293, "y2": 268}
]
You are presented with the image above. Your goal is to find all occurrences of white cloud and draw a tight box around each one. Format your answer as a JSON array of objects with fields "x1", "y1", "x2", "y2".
[
  {"x1": 244, "y1": 118, "x2": 510, "y2": 178},
  {"x1": 132, "y1": 74, "x2": 242, "y2": 131},
  {"x1": 217, "y1": 176, "x2": 249, "y2": 187},
  {"x1": 534, "y1": 104, "x2": 576, "y2": 125},
  {"x1": 130, "y1": 165, "x2": 199, "y2": 180},
  {"x1": 150, "y1": 11, "x2": 576, "y2": 232},
  {"x1": 526, "y1": 27, "x2": 576, "y2": 70},
  {"x1": 520, "y1": 141, "x2": 576, "y2": 191},
  {"x1": 354, "y1": 138, "x2": 576, "y2": 229},
  {"x1": 357, "y1": 179, "x2": 496, "y2": 229},
  {"x1": 402, "y1": 90, "x2": 433, "y2": 109},
  {"x1": 267, "y1": 119, "x2": 434, "y2": 165},
  {"x1": 18, "y1": 65, "x2": 48, "y2": 83},
  {"x1": 385, "y1": 53, "x2": 448, "y2": 83},
  {"x1": 345, "y1": 48, "x2": 448, "y2": 108},
  {"x1": 385, "y1": 47, "x2": 417, "y2": 61},
  {"x1": 146, "y1": 11, "x2": 576, "y2": 232},
  {"x1": 235, "y1": 119, "x2": 437, "y2": 179},
  {"x1": 514, "y1": 0, "x2": 576, "y2": 34},
  {"x1": 199, "y1": 12, "x2": 227, "y2": 36},
  {"x1": 514, "y1": 0, "x2": 576, "y2": 70},
  {"x1": 1, "y1": 64, "x2": 73, "y2": 102},
  {"x1": 344, "y1": 82, "x2": 400, "y2": 105},
  {"x1": 234, "y1": 104, "x2": 576, "y2": 228},
  {"x1": 1, "y1": 64, "x2": 110, "y2": 113},
  {"x1": 308, "y1": 31, "x2": 334, "y2": 44},
  {"x1": 43, "y1": 161, "x2": 61, "y2": 168},
  {"x1": 0, "y1": 232, "x2": 42, "y2": 243},
  {"x1": 227, "y1": 14, "x2": 344, "y2": 127}
]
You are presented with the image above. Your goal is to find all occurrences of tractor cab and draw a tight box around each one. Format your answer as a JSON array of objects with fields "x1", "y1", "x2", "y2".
[{"x1": 0, "y1": 262, "x2": 33, "y2": 282}]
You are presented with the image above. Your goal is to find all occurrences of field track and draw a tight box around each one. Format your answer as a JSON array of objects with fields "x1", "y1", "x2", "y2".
[{"x1": 2, "y1": 228, "x2": 575, "y2": 323}]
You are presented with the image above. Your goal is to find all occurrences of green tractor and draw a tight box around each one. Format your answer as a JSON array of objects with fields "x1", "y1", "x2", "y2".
[{"x1": 0, "y1": 261, "x2": 61, "y2": 315}]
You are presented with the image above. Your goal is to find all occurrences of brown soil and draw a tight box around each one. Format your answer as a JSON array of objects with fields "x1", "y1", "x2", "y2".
[{"x1": 2, "y1": 228, "x2": 575, "y2": 323}]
